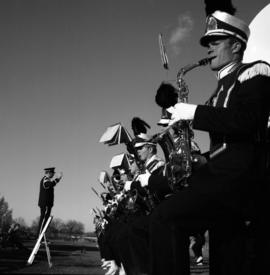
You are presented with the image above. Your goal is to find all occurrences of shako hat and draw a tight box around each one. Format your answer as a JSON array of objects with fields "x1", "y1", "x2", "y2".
[
  {"x1": 200, "y1": 11, "x2": 250, "y2": 47},
  {"x1": 133, "y1": 133, "x2": 156, "y2": 148}
]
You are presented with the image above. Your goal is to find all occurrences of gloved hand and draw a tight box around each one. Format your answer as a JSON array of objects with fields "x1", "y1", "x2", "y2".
[
  {"x1": 137, "y1": 171, "x2": 151, "y2": 187},
  {"x1": 104, "y1": 260, "x2": 119, "y2": 275},
  {"x1": 101, "y1": 260, "x2": 111, "y2": 269},
  {"x1": 56, "y1": 172, "x2": 63, "y2": 180},
  {"x1": 124, "y1": 181, "x2": 132, "y2": 191},
  {"x1": 119, "y1": 263, "x2": 126, "y2": 275},
  {"x1": 167, "y1": 103, "x2": 197, "y2": 126},
  {"x1": 115, "y1": 192, "x2": 123, "y2": 201}
]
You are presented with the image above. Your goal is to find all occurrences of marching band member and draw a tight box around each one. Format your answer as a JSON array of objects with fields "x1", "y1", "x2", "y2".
[
  {"x1": 98, "y1": 168, "x2": 128, "y2": 275},
  {"x1": 151, "y1": 4, "x2": 270, "y2": 275},
  {"x1": 99, "y1": 154, "x2": 141, "y2": 275},
  {"x1": 118, "y1": 134, "x2": 171, "y2": 275},
  {"x1": 127, "y1": 134, "x2": 172, "y2": 204}
]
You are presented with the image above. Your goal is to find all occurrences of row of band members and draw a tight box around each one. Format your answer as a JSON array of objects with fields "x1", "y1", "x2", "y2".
[
  {"x1": 95, "y1": 135, "x2": 207, "y2": 275},
  {"x1": 94, "y1": 7, "x2": 270, "y2": 275}
]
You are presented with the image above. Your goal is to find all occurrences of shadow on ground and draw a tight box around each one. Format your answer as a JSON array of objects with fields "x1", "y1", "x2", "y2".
[
  {"x1": 0, "y1": 240, "x2": 103, "y2": 274},
  {"x1": 0, "y1": 240, "x2": 209, "y2": 274}
]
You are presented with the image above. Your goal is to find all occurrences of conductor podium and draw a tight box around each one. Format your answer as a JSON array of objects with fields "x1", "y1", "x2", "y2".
[{"x1": 27, "y1": 216, "x2": 53, "y2": 267}]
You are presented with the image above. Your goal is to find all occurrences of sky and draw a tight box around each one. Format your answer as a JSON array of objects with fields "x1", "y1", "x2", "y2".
[{"x1": 0, "y1": 0, "x2": 269, "y2": 232}]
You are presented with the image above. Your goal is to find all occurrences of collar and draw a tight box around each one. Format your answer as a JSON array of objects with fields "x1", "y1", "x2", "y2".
[
  {"x1": 145, "y1": 155, "x2": 156, "y2": 166},
  {"x1": 217, "y1": 61, "x2": 240, "y2": 80}
]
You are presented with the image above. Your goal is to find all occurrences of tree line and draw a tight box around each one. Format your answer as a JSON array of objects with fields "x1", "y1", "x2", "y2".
[{"x1": 0, "y1": 195, "x2": 88, "y2": 239}]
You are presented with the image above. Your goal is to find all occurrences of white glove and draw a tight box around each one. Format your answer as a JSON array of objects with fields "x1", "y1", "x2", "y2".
[
  {"x1": 56, "y1": 172, "x2": 63, "y2": 180},
  {"x1": 101, "y1": 260, "x2": 111, "y2": 269},
  {"x1": 115, "y1": 193, "x2": 122, "y2": 201},
  {"x1": 137, "y1": 171, "x2": 151, "y2": 187},
  {"x1": 124, "y1": 181, "x2": 132, "y2": 191},
  {"x1": 119, "y1": 263, "x2": 126, "y2": 275},
  {"x1": 104, "y1": 260, "x2": 119, "y2": 275},
  {"x1": 167, "y1": 103, "x2": 197, "y2": 126}
]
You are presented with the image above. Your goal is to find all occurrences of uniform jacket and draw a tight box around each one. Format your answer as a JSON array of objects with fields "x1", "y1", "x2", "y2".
[
  {"x1": 145, "y1": 155, "x2": 165, "y2": 173},
  {"x1": 192, "y1": 60, "x2": 270, "y2": 216},
  {"x1": 130, "y1": 154, "x2": 164, "y2": 191},
  {"x1": 146, "y1": 155, "x2": 172, "y2": 202},
  {"x1": 38, "y1": 176, "x2": 59, "y2": 207}
]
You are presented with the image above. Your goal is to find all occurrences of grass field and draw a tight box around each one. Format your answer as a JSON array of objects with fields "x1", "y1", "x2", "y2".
[{"x1": 0, "y1": 239, "x2": 209, "y2": 274}]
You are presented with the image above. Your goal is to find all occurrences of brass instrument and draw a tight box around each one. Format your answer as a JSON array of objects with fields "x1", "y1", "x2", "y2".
[
  {"x1": 154, "y1": 58, "x2": 210, "y2": 191},
  {"x1": 124, "y1": 169, "x2": 155, "y2": 214}
]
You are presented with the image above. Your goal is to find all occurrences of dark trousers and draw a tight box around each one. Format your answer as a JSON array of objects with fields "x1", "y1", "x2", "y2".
[
  {"x1": 97, "y1": 232, "x2": 106, "y2": 259},
  {"x1": 101, "y1": 217, "x2": 132, "y2": 268},
  {"x1": 149, "y1": 186, "x2": 249, "y2": 275},
  {"x1": 119, "y1": 213, "x2": 150, "y2": 275},
  {"x1": 190, "y1": 230, "x2": 206, "y2": 259},
  {"x1": 37, "y1": 206, "x2": 52, "y2": 237},
  {"x1": 208, "y1": 220, "x2": 250, "y2": 275},
  {"x1": 103, "y1": 212, "x2": 150, "y2": 275}
]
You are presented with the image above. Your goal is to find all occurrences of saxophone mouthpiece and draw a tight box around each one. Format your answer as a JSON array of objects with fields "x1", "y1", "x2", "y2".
[{"x1": 198, "y1": 57, "x2": 211, "y2": 66}]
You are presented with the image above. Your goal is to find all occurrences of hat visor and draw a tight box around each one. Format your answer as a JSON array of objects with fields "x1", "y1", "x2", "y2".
[
  {"x1": 200, "y1": 33, "x2": 230, "y2": 47},
  {"x1": 134, "y1": 142, "x2": 156, "y2": 148},
  {"x1": 134, "y1": 142, "x2": 147, "y2": 149},
  {"x1": 157, "y1": 118, "x2": 170, "y2": 127}
]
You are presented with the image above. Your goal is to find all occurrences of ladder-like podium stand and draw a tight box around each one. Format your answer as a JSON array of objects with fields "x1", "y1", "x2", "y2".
[{"x1": 27, "y1": 216, "x2": 53, "y2": 267}]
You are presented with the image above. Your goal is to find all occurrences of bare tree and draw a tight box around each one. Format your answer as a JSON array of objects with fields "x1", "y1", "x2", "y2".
[
  {"x1": 0, "y1": 195, "x2": 13, "y2": 233},
  {"x1": 65, "y1": 220, "x2": 85, "y2": 235},
  {"x1": 14, "y1": 217, "x2": 28, "y2": 229},
  {"x1": 47, "y1": 218, "x2": 65, "y2": 237}
]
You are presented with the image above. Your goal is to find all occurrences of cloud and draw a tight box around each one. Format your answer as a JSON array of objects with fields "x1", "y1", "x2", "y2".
[{"x1": 169, "y1": 13, "x2": 194, "y2": 55}]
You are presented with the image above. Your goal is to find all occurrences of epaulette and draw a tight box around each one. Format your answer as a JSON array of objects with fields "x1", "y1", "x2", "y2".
[{"x1": 238, "y1": 60, "x2": 270, "y2": 83}]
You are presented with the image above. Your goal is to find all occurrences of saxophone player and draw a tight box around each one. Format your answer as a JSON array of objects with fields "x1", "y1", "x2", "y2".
[
  {"x1": 149, "y1": 6, "x2": 270, "y2": 275},
  {"x1": 117, "y1": 134, "x2": 171, "y2": 275},
  {"x1": 125, "y1": 134, "x2": 172, "y2": 203}
]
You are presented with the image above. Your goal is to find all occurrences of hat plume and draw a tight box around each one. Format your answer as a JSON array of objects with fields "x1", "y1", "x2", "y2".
[
  {"x1": 204, "y1": 0, "x2": 236, "y2": 16},
  {"x1": 131, "y1": 117, "x2": 151, "y2": 136}
]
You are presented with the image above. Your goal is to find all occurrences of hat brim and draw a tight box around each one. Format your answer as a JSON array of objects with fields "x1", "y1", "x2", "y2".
[
  {"x1": 134, "y1": 142, "x2": 156, "y2": 148},
  {"x1": 200, "y1": 33, "x2": 230, "y2": 47},
  {"x1": 157, "y1": 118, "x2": 170, "y2": 127}
]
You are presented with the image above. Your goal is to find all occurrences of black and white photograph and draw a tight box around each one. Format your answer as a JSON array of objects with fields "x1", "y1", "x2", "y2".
[{"x1": 0, "y1": 0, "x2": 270, "y2": 274}]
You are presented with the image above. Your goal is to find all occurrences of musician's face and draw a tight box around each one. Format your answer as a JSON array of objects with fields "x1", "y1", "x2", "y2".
[
  {"x1": 120, "y1": 173, "x2": 128, "y2": 182},
  {"x1": 207, "y1": 37, "x2": 234, "y2": 71},
  {"x1": 137, "y1": 145, "x2": 152, "y2": 162},
  {"x1": 130, "y1": 161, "x2": 138, "y2": 175}
]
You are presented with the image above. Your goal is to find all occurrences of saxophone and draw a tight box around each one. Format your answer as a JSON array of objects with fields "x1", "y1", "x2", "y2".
[{"x1": 153, "y1": 58, "x2": 210, "y2": 191}]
